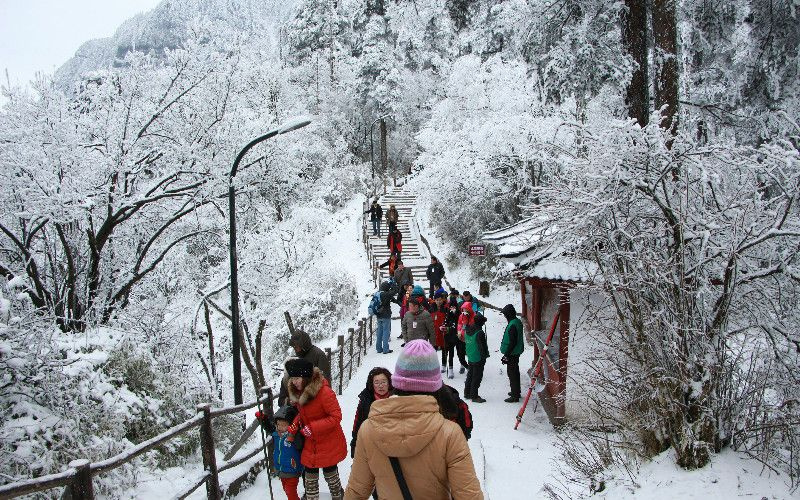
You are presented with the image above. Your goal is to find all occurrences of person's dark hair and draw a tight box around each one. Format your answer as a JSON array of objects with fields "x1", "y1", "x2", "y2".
[
  {"x1": 431, "y1": 256, "x2": 438, "y2": 262},
  {"x1": 393, "y1": 386, "x2": 458, "y2": 420},
  {"x1": 396, "y1": 259, "x2": 403, "y2": 266},
  {"x1": 366, "y1": 367, "x2": 393, "y2": 392},
  {"x1": 463, "y1": 290, "x2": 472, "y2": 298}
]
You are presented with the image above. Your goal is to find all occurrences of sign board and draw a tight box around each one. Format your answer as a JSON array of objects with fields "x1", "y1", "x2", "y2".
[{"x1": 468, "y1": 244, "x2": 486, "y2": 256}]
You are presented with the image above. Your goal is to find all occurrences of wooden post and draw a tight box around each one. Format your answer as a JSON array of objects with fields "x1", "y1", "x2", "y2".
[
  {"x1": 325, "y1": 347, "x2": 333, "y2": 381},
  {"x1": 284, "y1": 311, "x2": 296, "y2": 336},
  {"x1": 479, "y1": 280, "x2": 490, "y2": 297},
  {"x1": 356, "y1": 320, "x2": 363, "y2": 367},
  {"x1": 197, "y1": 404, "x2": 221, "y2": 500},
  {"x1": 347, "y1": 327, "x2": 355, "y2": 382},
  {"x1": 337, "y1": 335, "x2": 345, "y2": 395},
  {"x1": 362, "y1": 317, "x2": 369, "y2": 355},
  {"x1": 68, "y1": 459, "x2": 94, "y2": 500}
]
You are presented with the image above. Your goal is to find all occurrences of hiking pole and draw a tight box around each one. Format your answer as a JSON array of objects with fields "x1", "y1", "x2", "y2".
[
  {"x1": 514, "y1": 310, "x2": 560, "y2": 430},
  {"x1": 258, "y1": 389, "x2": 276, "y2": 500}
]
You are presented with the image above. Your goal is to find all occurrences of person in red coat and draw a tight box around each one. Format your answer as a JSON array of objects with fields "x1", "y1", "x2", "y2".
[{"x1": 285, "y1": 358, "x2": 347, "y2": 500}]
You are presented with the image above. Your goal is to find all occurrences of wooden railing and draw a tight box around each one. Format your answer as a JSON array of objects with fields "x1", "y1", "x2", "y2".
[
  {"x1": 323, "y1": 315, "x2": 376, "y2": 396},
  {"x1": 0, "y1": 390, "x2": 276, "y2": 500}
]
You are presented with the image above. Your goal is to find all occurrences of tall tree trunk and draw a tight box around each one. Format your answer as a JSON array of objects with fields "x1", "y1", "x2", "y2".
[
  {"x1": 380, "y1": 118, "x2": 388, "y2": 174},
  {"x1": 652, "y1": 0, "x2": 679, "y2": 143},
  {"x1": 621, "y1": 0, "x2": 649, "y2": 127}
]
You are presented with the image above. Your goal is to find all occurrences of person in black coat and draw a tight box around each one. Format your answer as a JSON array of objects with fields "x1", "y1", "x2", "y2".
[
  {"x1": 350, "y1": 367, "x2": 392, "y2": 500},
  {"x1": 446, "y1": 291, "x2": 469, "y2": 374},
  {"x1": 425, "y1": 256, "x2": 446, "y2": 298},
  {"x1": 364, "y1": 200, "x2": 383, "y2": 237},
  {"x1": 277, "y1": 329, "x2": 332, "y2": 406}
]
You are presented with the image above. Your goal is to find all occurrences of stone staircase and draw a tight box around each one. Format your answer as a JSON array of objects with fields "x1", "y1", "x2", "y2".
[{"x1": 366, "y1": 186, "x2": 431, "y2": 291}]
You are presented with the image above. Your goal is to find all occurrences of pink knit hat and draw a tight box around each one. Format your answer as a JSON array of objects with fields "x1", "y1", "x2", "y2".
[{"x1": 392, "y1": 340, "x2": 443, "y2": 393}]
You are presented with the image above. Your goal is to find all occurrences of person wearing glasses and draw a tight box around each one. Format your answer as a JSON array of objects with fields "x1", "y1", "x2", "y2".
[{"x1": 350, "y1": 367, "x2": 393, "y2": 500}]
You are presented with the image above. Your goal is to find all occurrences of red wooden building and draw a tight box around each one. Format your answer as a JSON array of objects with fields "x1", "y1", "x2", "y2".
[{"x1": 483, "y1": 218, "x2": 597, "y2": 426}]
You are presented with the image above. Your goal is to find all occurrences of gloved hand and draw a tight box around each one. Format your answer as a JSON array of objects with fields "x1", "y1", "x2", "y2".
[
  {"x1": 501, "y1": 355, "x2": 509, "y2": 365},
  {"x1": 287, "y1": 422, "x2": 298, "y2": 435},
  {"x1": 300, "y1": 425, "x2": 312, "y2": 438},
  {"x1": 255, "y1": 410, "x2": 267, "y2": 421}
]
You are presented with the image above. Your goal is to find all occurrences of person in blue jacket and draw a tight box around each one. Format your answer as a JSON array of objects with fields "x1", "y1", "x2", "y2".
[{"x1": 272, "y1": 405, "x2": 304, "y2": 500}]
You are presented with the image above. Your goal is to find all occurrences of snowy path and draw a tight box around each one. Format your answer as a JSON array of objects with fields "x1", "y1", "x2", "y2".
[
  {"x1": 237, "y1": 309, "x2": 559, "y2": 499},
  {"x1": 367, "y1": 186, "x2": 432, "y2": 291},
  {"x1": 236, "y1": 188, "x2": 560, "y2": 499}
]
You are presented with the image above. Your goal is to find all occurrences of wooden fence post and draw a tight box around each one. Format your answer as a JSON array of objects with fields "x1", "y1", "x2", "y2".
[
  {"x1": 325, "y1": 347, "x2": 333, "y2": 381},
  {"x1": 197, "y1": 404, "x2": 221, "y2": 500},
  {"x1": 347, "y1": 327, "x2": 355, "y2": 382},
  {"x1": 337, "y1": 335, "x2": 345, "y2": 395},
  {"x1": 362, "y1": 317, "x2": 369, "y2": 355},
  {"x1": 68, "y1": 459, "x2": 94, "y2": 500},
  {"x1": 356, "y1": 320, "x2": 363, "y2": 367},
  {"x1": 284, "y1": 311, "x2": 296, "y2": 336}
]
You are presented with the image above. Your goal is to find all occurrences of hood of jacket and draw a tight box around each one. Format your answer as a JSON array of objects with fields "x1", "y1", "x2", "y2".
[
  {"x1": 287, "y1": 367, "x2": 325, "y2": 406},
  {"x1": 365, "y1": 395, "x2": 445, "y2": 458},
  {"x1": 501, "y1": 304, "x2": 517, "y2": 321},
  {"x1": 460, "y1": 302, "x2": 475, "y2": 324},
  {"x1": 289, "y1": 329, "x2": 313, "y2": 354}
]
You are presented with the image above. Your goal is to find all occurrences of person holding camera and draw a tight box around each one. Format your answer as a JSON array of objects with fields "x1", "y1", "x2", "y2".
[{"x1": 500, "y1": 304, "x2": 524, "y2": 403}]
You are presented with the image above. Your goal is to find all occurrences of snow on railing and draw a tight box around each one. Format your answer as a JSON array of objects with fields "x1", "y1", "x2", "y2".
[
  {"x1": 0, "y1": 390, "x2": 276, "y2": 500},
  {"x1": 326, "y1": 316, "x2": 375, "y2": 395}
]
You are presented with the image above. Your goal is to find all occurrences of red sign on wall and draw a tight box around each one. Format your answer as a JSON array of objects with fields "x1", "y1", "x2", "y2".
[{"x1": 468, "y1": 244, "x2": 486, "y2": 256}]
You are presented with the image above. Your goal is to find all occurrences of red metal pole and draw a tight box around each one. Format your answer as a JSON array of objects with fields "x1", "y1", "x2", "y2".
[{"x1": 514, "y1": 309, "x2": 561, "y2": 430}]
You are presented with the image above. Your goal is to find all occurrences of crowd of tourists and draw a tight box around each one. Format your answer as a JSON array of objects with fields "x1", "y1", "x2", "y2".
[{"x1": 254, "y1": 198, "x2": 527, "y2": 499}]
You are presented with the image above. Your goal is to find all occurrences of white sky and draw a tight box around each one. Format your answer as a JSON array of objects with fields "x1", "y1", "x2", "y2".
[{"x1": 0, "y1": 0, "x2": 163, "y2": 89}]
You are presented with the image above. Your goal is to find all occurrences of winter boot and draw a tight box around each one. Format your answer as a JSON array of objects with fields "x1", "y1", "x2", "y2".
[
  {"x1": 504, "y1": 396, "x2": 520, "y2": 403},
  {"x1": 447, "y1": 366, "x2": 454, "y2": 379},
  {"x1": 441, "y1": 364, "x2": 446, "y2": 373},
  {"x1": 472, "y1": 396, "x2": 487, "y2": 403},
  {"x1": 305, "y1": 471, "x2": 319, "y2": 500},
  {"x1": 323, "y1": 468, "x2": 344, "y2": 500},
  {"x1": 459, "y1": 365, "x2": 466, "y2": 375}
]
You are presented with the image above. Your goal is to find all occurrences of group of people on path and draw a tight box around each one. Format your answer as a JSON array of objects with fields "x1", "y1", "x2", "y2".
[
  {"x1": 262, "y1": 330, "x2": 485, "y2": 500},
  {"x1": 369, "y1": 270, "x2": 524, "y2": 406}
]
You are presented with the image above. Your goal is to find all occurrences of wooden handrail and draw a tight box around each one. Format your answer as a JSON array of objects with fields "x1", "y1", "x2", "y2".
[
  {"x1": 218, "y1": 441, "x2": 268, "y2": 473},
  {"x1": 210, "y1": 394, "x2": 269, "y2": 418},
  {"x1": 0, "y1": 468, "x2": 75, "y2": 499},
  {"x1": 174, "y1": 471, "x2": 210, "y2": 500},
  {"x1": 91, "y1": 414, "x2": 204, "y2": 474}
]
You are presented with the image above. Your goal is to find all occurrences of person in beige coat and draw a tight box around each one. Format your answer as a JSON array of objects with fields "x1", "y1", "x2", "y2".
[{"x1": 345, "y1": 340, "x2": 483, "y2": 500}]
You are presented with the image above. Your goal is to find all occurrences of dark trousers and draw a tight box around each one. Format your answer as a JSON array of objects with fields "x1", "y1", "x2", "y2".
[
  {"x1": 441, "y1": 342, "x2": 455, "y2": 367},
  {"x1": 455, "y1": 340, "x2": 468, "y2": 368},
  {"x1": 371, "y1": 219, "x2": 381, "y2": 236},
  {"x1": 506, "y1": 354, "x2": 521, "y2": 397},
  {"x1": 464, "y1": 360, "x2": 485, "y2": 399},
  {"x1": 429, "y1": 281, "x2": 442, "y2": 298}
]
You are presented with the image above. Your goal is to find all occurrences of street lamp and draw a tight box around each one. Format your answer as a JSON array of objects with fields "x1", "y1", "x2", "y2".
[{"x1": 228, "y1": 116, "x2": 311, "y2": 404}]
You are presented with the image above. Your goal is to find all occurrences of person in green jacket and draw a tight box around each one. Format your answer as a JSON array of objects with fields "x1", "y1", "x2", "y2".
[
  {"x1": 464, "y1": 314, "x2": 489, "y2": 403},
  {"x1": 500, "y1": 304, "x2": 524, "y2": 403}
]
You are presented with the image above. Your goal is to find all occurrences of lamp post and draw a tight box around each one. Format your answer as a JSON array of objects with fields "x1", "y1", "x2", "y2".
[{"x1": 228, "y1": 116, "x2": 311, "y2": 405}]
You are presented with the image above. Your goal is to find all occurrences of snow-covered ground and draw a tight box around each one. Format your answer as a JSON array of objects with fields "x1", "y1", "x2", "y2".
[{"x1": 127, "y1": 195, "x2": 797, "y2": 500}]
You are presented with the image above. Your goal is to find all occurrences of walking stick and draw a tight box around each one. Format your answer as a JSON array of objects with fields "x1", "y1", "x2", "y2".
[
  {"x1": 257, "y1": 390, "x2": 276, "y2": 500},
  {"x1": 514, "y1": 309, "x2": 560, "y2": 430}
]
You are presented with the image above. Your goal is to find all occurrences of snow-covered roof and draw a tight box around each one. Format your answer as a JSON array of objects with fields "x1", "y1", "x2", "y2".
[
  {"x1": 482, "y1": 217, "x2": 597, "y2": 283},
  {"x1": 517, "y1": 256, "x2": 598, "y2": 283},
  {"x1": 481, "y1": 215, "x2": 553, "y2": 258}
]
